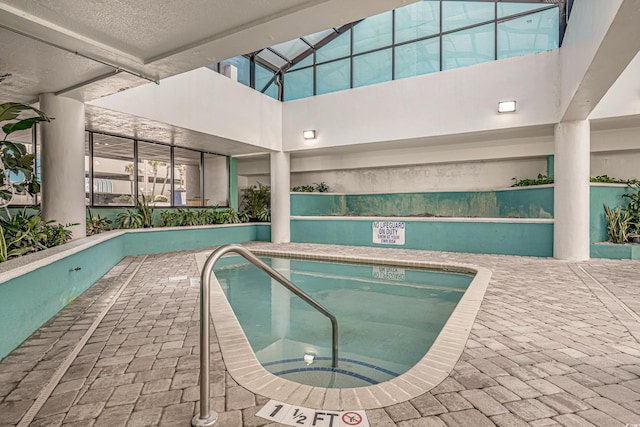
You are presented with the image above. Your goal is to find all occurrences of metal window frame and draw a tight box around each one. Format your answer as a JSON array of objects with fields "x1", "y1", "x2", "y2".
[
  {"x1": 222, "y1": 0, "x2": 566, "y2": 101},
  {"x1": 85, "y1": 130, "x2": 230, "y2": 209}
]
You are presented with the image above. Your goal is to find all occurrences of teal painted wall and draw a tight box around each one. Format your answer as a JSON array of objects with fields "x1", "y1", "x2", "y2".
[
  {"x1": 291, "y1": 187, "x2": 554, "y2": 218},
  {"x1": 290, "y1": 193, "x2": 347, "y2": 216},
  {"x1": 0, "y1": 237, "x2": 124, "y2": 361},
  {"x1": 0, "y1": 224, "x2": 271, "y2": 360},
  {"x1": 229, "y1": 158, "x2": 239, "y2": 210},
  {"x1": 291, "y1": 219, "x2": 553, "y2": 257},
  {"x1": 496, "y1": 187, "x2": 553, "y2": 218},
  {"x1": 591, "y1": 242, "x2": 640, "y2": 260},
  {"x1": 122, "y1": 225, "x2": 270, "y2": 255},
  {"x1": 589, "y1": 185, "x2": 631, "y2": 244}
]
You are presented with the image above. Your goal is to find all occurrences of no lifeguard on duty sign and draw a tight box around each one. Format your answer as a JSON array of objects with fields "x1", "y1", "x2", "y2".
[{"x1": 256, "y1": 400, "x2": 370, "y2": 427}]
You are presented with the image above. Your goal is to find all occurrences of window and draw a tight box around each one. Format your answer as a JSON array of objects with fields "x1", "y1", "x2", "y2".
[
  {"x1": 91, "y1": 134, "x2": 135, "y2": 206},
  {"x1": 223, "y1": 56, "x2": 250, "y2": 86},
  {"x1": 395, "y1": 38, "x2": 440, "y2": 79},
  {"x1": 395, "y1": 1, "x2": 440, "y2": 44},
  {"x1": 498, "y1": 8, "x2": 559, "y2": 59},
  {"x1": 203, "y1": 153, "x2": 229, "y2": 207},
  {"x1": 216, "y1": 0, "x2": 564, "y2": 100},
  {"x1": 316, "y1": 30, "x2": 351, "y2": 64},
  {"x1": 7, "y1": 128, "x2": 36, "y2": 205},
  {"x1": 174, "y1": 148, "x2": 202, "y2": 207},
  {"x1": 137, "y1": 141, "x2": 171, "y2": 206},
  {"x1": 353, "y1": 49, "x2": 392, "y2": 88},
  {"x1": 284, "y1": 68, "x2": 313, "y2": 101},
  {"x1": 353, "y1": 11, "x2": 392, "y2": 54},
  {"x1": 256, "y1": 64, "x2": 279, "y2": 99},
  {"x1": 85, "y1": 132, "x2": 228, "y2": 208},
  {"x1": 442, "y1": 23, "x2": 494, "y2": 70},
  {"x1": 316, "y1": 59, "x2": 350, "y2": 95},
  {"x1": 442, "y1": 1, "x2": 494, "y2": 32}
]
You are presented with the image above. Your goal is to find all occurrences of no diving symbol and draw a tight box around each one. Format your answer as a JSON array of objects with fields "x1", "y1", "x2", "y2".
[{"x1": 342, "y1": 412, "x2": 363, "y2": 426}]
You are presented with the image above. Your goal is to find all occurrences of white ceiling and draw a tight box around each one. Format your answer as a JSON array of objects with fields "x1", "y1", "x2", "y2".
[
  {"x1": 0, "y1": 0, "x2": 414, "y2": 154},
  {"x1": 0, "y1": 0, "x2": 414, "y2": 104}
]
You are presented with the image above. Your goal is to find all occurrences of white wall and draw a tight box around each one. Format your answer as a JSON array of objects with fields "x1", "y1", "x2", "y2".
[
  {"x1": 282, "y1": 51, "x2": 560, "y2": 152},
  {"x1": 591, "y1": 151, "x2": 640, "y2": 180},
  {"x1": 203, "y1": 154, "x2": 229, "y2": 206},
  {"x1": 559, "y1": 0, "x2": 623, "y2": 119},
  {"x1": 89, "y1": 68, "x2": 282, "y2": 151},
  {"x1": 290, "y1": 158, "x2": 548, "y2": 193},
  {"x1": 590, "y1": 51, "x2": 640, "y2": 120},
  {"x1": 238, "y1": 125, "x2": 640, "y2": 193}
]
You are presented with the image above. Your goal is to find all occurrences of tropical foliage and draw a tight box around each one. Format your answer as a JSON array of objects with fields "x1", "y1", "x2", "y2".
[
  {"x1": 0, "y1": 208, "x2": 74, "y2": 262},
  {"x1": 603, "y1": 180, "x2": 640, "y2": 243},
  {"x1": 291, "y1": 182, "x2": 329, "y2": 192},
  {"x1": 0, "y1": 94, "x2": 51, "y2": 204},
  {"x1": 241, "y1": 182, "x2": 271, "y2": 221}
]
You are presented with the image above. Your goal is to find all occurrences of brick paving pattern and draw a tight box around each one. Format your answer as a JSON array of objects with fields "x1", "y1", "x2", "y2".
[{"x1": 0, "y1": 243, "x2": 639, "y2": 426}]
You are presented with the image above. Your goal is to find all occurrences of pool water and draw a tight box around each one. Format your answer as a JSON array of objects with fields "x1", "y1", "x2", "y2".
[{"x1": 214, "y1": 257, "x2": 473, "y2": 388}]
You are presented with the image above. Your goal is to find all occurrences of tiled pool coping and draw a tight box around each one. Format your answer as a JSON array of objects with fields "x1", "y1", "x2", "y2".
[{"x1": 196, "y1": 248, "x2": 491, "y2": 410}]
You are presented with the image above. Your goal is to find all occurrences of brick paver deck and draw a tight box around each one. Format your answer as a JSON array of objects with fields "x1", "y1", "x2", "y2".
[{"x1": 1, "y1": 243, "x2": 639, "y2": 426}]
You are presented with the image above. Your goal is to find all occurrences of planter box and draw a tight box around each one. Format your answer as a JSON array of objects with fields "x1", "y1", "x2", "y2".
[{"x1": 590, "y1": 242, "x2": 640, "y2": 260}]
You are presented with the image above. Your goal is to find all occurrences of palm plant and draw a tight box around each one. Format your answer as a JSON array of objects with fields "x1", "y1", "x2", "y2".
[{"x1": 240, "y1": 182, "x2": 270, "y2": 221}]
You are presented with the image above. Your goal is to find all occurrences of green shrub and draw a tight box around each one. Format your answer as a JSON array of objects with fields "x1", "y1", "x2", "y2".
[
  {"x1": 241, "y1": 182, "x2": 270, "y2": 221},
  {"x1": 0, "y1": 208, "x2": 74, "y2": 262}
]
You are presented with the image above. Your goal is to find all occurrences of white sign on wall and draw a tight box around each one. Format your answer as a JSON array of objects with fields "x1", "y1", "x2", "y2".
[{"x1": 372, "y1": 221, "x2": 405, "y2": 245}]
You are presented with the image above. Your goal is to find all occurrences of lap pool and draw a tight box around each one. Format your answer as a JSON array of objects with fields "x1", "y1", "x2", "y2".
[{"x1": 212, "y1": 255, "x2": 474, "y2": 388}]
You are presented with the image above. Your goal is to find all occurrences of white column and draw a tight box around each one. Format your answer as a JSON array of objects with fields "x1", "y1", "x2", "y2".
[
  {"x1": 39, "y1": 93, "x2": 86, "y2": 239},
  {"x1": 270, "y1": 151, "x2": 290, "y2": 243},
  {"x1": 554, "y1": 120, "x2": 590, "y2": 260}
]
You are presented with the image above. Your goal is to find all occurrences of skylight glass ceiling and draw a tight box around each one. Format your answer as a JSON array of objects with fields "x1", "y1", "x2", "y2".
[{"x1": 215, "y1": 0, "x2": 567, "y2": 101}]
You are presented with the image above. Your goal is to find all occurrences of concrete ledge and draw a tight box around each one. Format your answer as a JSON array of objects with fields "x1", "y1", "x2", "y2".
[{"x1": 0, "y1": 224, "x2": 271, "y2": 360}]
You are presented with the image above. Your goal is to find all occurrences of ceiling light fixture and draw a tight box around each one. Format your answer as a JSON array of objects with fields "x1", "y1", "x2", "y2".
[
  {"x1": 498, "y1": 100, "x2": 517, "y2": 113},
  {"x1": 303, "y1": 130, "x2": 317, "y2": 140}
]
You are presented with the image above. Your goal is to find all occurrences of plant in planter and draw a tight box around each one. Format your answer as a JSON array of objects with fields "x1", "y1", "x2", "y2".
[
  {"x1": 241, "y1": 182, "x2": 270, "y2": 221},
  {"x1": 622, "y1": 183, "x2": 640, "y2": 242},
  {"x1": 86, "y1": 209, "x2": 112, "y2": 235},
  {"x1": 0, "y1": 208, "x2": 74, "y2": 261},
  {"x1": 603, "y1": 205, "x2": 631, "y2": 244},
  {"x1": 116, "y1": 209, "x2": 143, "y2": 229}
]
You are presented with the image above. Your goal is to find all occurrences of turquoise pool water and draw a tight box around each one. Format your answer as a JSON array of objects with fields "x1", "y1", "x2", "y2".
[{"x1": 214, "y1": 257, "x2": 473, "y2": 388}]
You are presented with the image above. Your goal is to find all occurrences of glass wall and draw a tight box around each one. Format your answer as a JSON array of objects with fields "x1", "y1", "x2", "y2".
[
  {"x1": 86, "y1": 132, "x2": 229, "y2": 208},
  {"x1": 137, "y1": 141, "x2": 171, "y2": 205},
  {"x1": 218, "y1": 0, "x2": 562, "y2": 102},
  {"x1": 88, "y1": 133, "x2": 135, "y2": 206},
  {"x1": 11, "y1": 130, "x2": 231, "y2": 209}
]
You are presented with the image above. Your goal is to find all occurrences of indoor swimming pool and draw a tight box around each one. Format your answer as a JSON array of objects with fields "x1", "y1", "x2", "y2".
[{"x1": 213, "y1": 256, "x2": 474, "y2": 388}]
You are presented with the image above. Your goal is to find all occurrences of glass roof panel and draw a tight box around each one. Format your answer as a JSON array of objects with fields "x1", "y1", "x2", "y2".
[
  {"x1": 270, "y1": 38, "x2": 310, "y2": 61},
  {"x1": 288, "y1": 54, "x2": 313, "y2": 71},
  {"x1": 257, "y1": 49, "x2": 289, "y2": 68},
  {"x1": 302, "y1": 28, "x2": 335, "y2": 45},
  {"x1": 498, "y1": 2, "x2": 550, "y2": 18}
]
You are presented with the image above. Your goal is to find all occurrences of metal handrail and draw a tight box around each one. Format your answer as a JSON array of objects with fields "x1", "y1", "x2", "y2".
[{"x1": 192, "y1": 244, "x2": 339, "y2": 427}]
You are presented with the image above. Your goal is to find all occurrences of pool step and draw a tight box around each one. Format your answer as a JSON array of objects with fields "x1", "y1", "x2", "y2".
[{"x1": 263, "y1": 357, "x2": 399, "y2": 388}]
